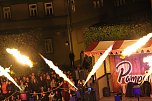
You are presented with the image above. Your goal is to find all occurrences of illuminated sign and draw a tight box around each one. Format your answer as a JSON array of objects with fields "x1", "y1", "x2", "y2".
[{"x1": 116, "y1": 61, "x2": 151, "y2": 84}]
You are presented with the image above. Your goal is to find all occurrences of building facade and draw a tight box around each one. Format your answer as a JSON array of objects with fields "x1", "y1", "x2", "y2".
[{"x1": 0, "y1": 0, "x2": 151, "y2": 71}]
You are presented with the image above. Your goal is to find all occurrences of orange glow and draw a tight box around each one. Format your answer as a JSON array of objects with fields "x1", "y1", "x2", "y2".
[
  {"x1": 83, "y1": 45, "x2": 113, "y2": 86},
  {"x1": 6, "y1": 48, "x2": 33, "y2": 68},
  {"x1": 40, "y1": 55, "x2": 78, "y2": 90},
  {"x1": 121, "y1": 33, "x2": 152, "y2": 58}
]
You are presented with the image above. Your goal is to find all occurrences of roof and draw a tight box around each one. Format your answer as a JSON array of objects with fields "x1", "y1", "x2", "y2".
[{"x1": 84, "y1": 39, "x2": 152, "y2": 56}]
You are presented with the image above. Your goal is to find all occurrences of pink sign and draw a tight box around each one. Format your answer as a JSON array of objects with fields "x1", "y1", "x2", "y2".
[{"x1": 109, "y1": 53, "x2": 152, "y2": 92}]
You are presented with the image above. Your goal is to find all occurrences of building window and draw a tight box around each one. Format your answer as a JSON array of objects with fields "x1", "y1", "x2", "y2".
[
  {"x1": 29, "y1": 4, "x2": 38, "y2": 17},
  {"x1": 93, "y1": 0, "x2": 103, "y2": 8},
  {"x1": 44, "y1": 39, "x2": 53, "y2": 53},
  {"x1": 3, "y1": 7, "x2": 11, "y2": 19},
  {"x1": 71, "y1": 0, "x2": 76, "y2": 12},
  {"x1": 44, "y1": 2, "x2": 53, "y2": 16}
]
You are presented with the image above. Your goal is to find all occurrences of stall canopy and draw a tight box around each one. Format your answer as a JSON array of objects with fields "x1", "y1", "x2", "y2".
[{"x1": 84, "y1": 39, "x2": 152, "y2": 56}]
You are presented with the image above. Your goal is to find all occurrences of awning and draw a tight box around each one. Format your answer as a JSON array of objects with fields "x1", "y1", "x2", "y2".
[{"x1": 84, "y1": 39, "x2": 152, "y2": 56}]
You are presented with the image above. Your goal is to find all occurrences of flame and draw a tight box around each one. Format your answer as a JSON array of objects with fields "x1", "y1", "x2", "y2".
[
  {"x1": 40, "y1": 55, "x2": 78, "y2": 90},
  {"x1": 83, "y1": 45, "x2": 113, "y2": 86},
  {"x1": 0, "y1": 67, "x2": 10, "y2": 76},
  {"x1": 121, "y1": 33, "x2": 152, "y2": 58},
  {"x1": 142, "y1": 55, "x2": 152, "y2": 82},
  {"x1": 6, "y1": 48, "x2": 33, "y2": 68},
  {"x1": 0, "y1": 65, "x2": 22, "y2": 90},
  {"x1": 5, "y1": 67, "x2": 10, "y2": 73}
]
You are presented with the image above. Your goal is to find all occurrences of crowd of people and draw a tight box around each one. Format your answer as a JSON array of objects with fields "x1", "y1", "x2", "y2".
[
  {"x1": 0, "y1": 51, "x2": 95, "y2": 101},
  {"x1": 0, "y1": 65, "x2": 94, "y2": 101}
]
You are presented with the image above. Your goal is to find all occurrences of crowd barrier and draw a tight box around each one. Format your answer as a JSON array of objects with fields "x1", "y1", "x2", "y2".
[{"x1": 3, "y1": 87, "x2": 96, "y2": 101}]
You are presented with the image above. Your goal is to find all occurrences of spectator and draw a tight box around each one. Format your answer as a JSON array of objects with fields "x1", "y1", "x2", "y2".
[
  {"x1": 80, "y1": 51, "x2": 84, "y2": 67},
  {"x1": 7, "y1": 81, "x2": 14, "y2": 94},
  {"x1": 50, "y1": 78, "x2": 57, "y2": 89},
  {"x1": 31, "y1": 79, "x2": 39, "y2": 93},
  {"x1": 20, "y1": 81, "x2": 25, "y2": 93},
  {"x1": 46, "y1": 75, "x2": 51, "y2": 89},
  {"x1": 2, "y1": 80, "x2": 7, "y2": 99},
  {"x1": 0, "y1": 69, "x2": 86, "y2": 101},
  {"x1": 48, "y1": 90, "x2": 54, "y2": 101},
  {"x1": 69, "y1": 52, "x2": 75, "y2": 67},
  {"x1": 38, "y1": 75, "x2": 46, "y2": 90},
  {"x1": 75, "y1": 66, "x2": 80, "y2": 86},
  {"x1": 60, "y1": 80, "x2": 70, "y2": 101},
  {"x1": 53, "y1": 90, "x2": 62, "y2": 101}
]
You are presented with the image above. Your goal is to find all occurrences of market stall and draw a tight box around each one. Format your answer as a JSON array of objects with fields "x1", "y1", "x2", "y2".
[{"x1": 84, "y1": 39, "x2": 152, "y2": 99}]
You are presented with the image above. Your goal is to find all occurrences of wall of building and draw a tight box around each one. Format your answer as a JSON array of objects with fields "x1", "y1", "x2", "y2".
[
  {"x1": 71, "y1": 0, "x2": 102, "y2": 25},
  {"x1": 11, "y1": 4, "x2": 29, "y2": 20},
  {"x1": 71, "y1": 27, "x2": 85, "y2": 63},
  {"x1": 53, "y1": 0, "x2": 67, "y2": 16},
  {"x1": 0, "y1": 0, "x2": 151, "y2": 67},
  {"x1": 94, "y1": 54, "x2": 113, "y2": 99}
]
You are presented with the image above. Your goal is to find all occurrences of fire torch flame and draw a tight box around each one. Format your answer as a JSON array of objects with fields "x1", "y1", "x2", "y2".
[
  {"x1": 6, "y1": 48, "x2": 33, "y2": 68},
  {"x1": 121, "y1": 33, "x2": 152, "y2": 58},
  {"x1": 0, "y1": 67, "x2": 10, "y2": 76},
  {"x1": 0, "y1": 65, "x2": 22, "y2": 90},
  {"x1": 83, "y1": 45, "x2": 113, "y2": 86},
  {"x1": 40, "y1": 54, "x2": 78, "y2": 90},
  {"x1": 142, "y1": 55, "x2": 152, "y2": 84}
]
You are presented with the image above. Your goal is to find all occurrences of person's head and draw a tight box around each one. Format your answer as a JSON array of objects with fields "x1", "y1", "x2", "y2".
[
  {"x1": 46, "y1": 75, "x2": 50, "y2": 80},
  {"x1": 47, "y1": 87, "x2": 51, "y2": 92},
  {"x1": 39, "y1": 76, "x2": 43, "y2": 80},
  {"x1": 78, "y1": 80, "x2": 83, "y2": 84},
  {"x1": 40, "y1": 86, "x2": 44, "y2": 91},
  {"x1": 8, "y1": 81, "x2": 11, "y2": 84},
  {"x1": 25, "y1": 82, "x2": 28, "y2": 86},
  {"x1": 3, "y1": 80, "x2": 6, "y2": 84},
  {"x1": 19, "y1": 79, "x2": 23, "y2": 83},
  {"x1": 31, "y1": 72, "x2": 35, "y2": 76},
  {"x1": 26, "y1": 77, "x2": 29, "y2": 82},
  {"x1": 51, "y1": 78, "x2": 55, "y2": 82},
  {"x1": 55, "y1": 90, "x2": 58, "y2": 94},
  {"x1": 51, "y1": 71, "x2": 54, "y2": 75},
  {"x1": 23, "y1": 76, "x2": 26, "y2": 81},
  {"x1": 20, "y1": 81, "x2": 24, "y2": 86},
  {"x1": 14, "y1": 77, "x2": 18, "y2": 82},
  {"x1": 63, "y1": 80, "x2": 67, "y2": 83},
  {"x1": 77, "y1": 65, "x2": 80, "y2": 69}
]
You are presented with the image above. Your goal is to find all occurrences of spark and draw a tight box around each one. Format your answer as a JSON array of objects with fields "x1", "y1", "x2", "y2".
[
  {"x1": 40, "y1": 55, "x2": 78, "y2": 90},
  {"x1": 6, "y1": 48, "x2": 33, "y2": 68},
  {"x1": 83, "y1": 45, "x2": 113, "y2": 86},
  {"x1": 0, "y1": 65, "x2": 22, "y2": 90},
  {"x1": 121, "y1": 33, "x2": 152, "y2": 58}
]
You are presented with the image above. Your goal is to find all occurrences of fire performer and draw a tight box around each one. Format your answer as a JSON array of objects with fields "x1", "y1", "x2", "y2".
[{"x1": 59, "y1": 80, "x2": 70, "y2": 101}]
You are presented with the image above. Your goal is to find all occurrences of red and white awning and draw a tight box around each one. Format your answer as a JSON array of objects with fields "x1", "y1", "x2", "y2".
[{"x1": 84, "y1": 39, "x2": 152, "y2": 56}]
